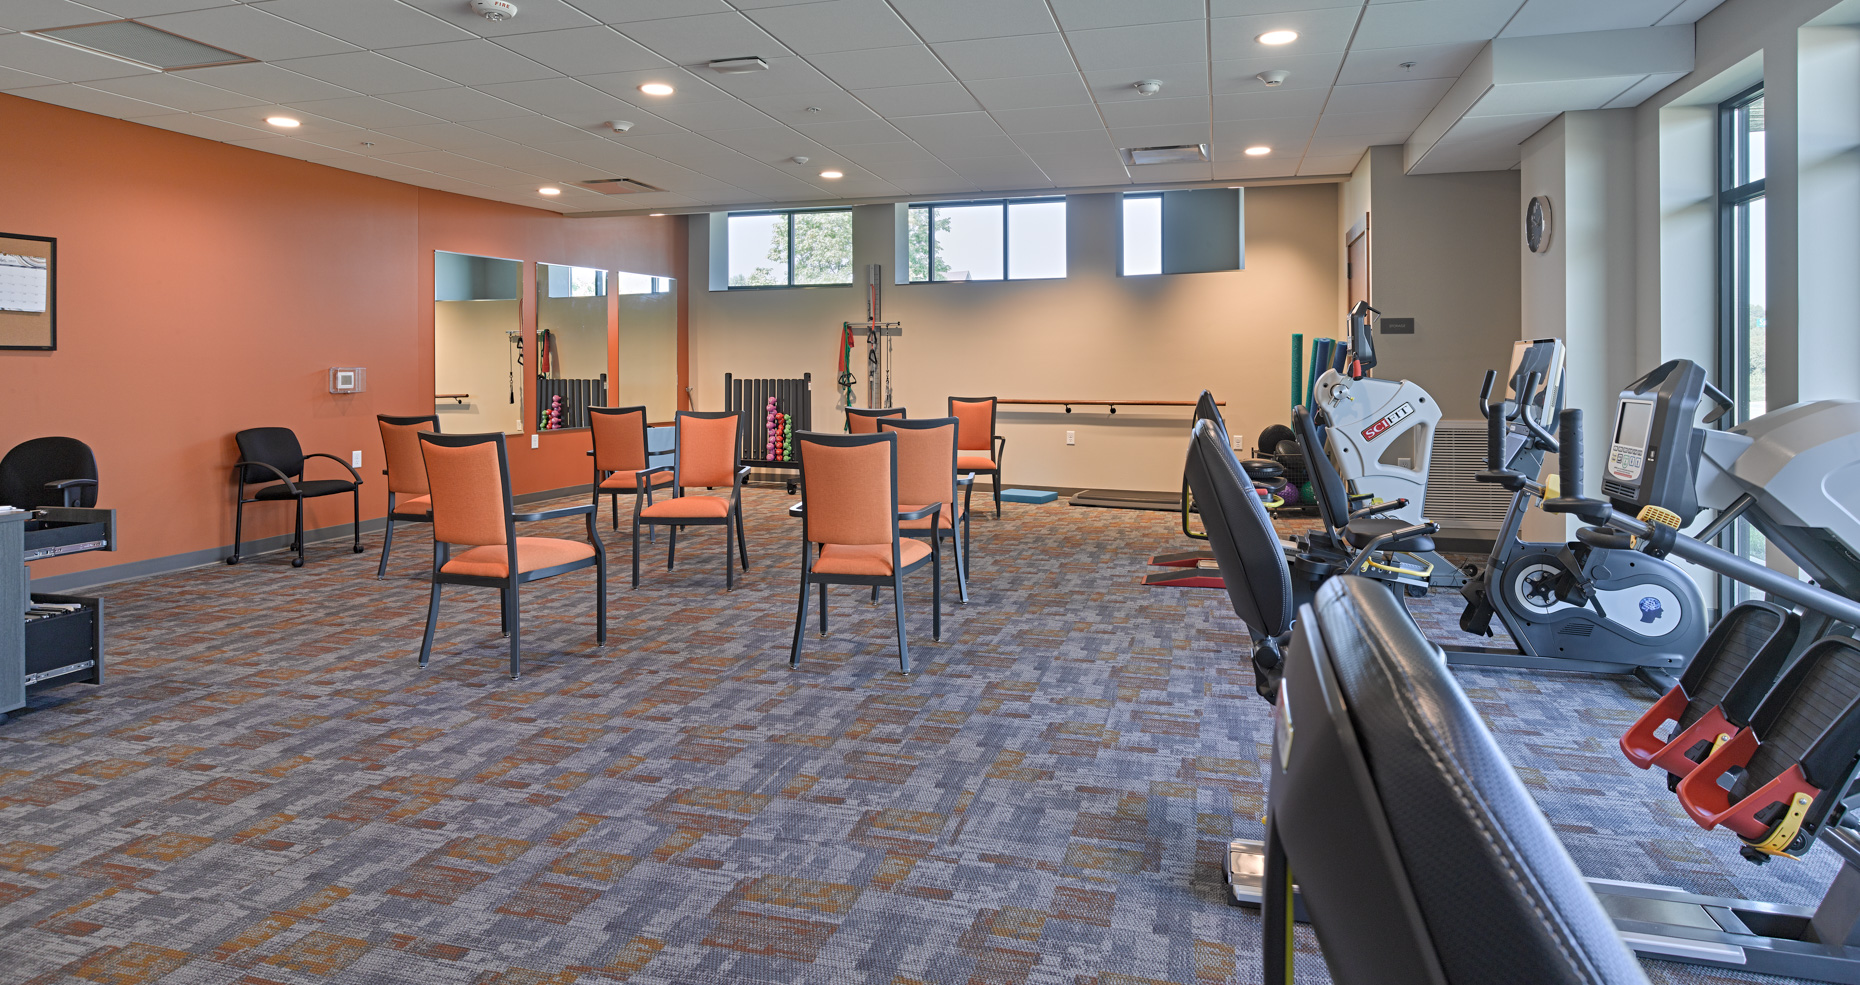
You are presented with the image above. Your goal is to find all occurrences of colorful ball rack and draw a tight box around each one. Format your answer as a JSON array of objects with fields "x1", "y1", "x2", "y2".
[{"x1": 765, "y1": 395, "x2": 794, "y2": 462}]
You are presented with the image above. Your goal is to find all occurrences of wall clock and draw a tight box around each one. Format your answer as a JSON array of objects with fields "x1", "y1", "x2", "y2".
[{"x1": 1525, "y1": 195, "x2": 1553, "y2": 254}]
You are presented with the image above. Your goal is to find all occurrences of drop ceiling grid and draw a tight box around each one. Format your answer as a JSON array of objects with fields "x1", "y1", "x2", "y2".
[{"x1": 0, "y1": 0, "x2": 1722, "y2": 213}]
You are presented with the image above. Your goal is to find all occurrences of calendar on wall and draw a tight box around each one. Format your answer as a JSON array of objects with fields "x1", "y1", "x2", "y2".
[
  {"x1": 0, "y1": 234, "x2": 55, "y2": 350},
  {"x1": 0, "y1": 253, "x2": 48, "y2": 313}
]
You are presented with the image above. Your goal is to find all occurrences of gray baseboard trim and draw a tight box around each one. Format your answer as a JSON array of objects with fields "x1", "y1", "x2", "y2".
[{"x1": 27, "y1": 483, "x2": 593, "y2": 596}]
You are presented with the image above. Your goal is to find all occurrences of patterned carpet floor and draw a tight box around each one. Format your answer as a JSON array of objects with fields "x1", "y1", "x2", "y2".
[{"x1": 0, "y1": 487, "x2": 1837, "y2": 984}]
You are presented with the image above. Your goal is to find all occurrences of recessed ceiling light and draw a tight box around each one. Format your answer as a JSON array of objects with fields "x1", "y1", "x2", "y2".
[
  {"x1": 638, "y1": 82, "x2": 674, "y2": 96},
  {"x1": 539, "y1": 186, "x2": 561, "y2": 195},
  {"x1": 1245, "y1": 145, "x2": 1271, "y2": 156},
  {"x1": 266, "y1": 116, "x2": 299, "y2": 128},
  {"x1": 649, "y1": 213, "x2": 667, "y2": 216},
  {"x1": 819, "y1": 170, "x2": 843, "y2": 179},
  {"x1": 1257, "y1": 30, "x2": 1298, "y2": 45}
]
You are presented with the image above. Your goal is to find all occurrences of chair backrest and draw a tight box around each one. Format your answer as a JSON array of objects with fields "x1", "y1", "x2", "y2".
[
  {"x1": 1193, "y1": 390, "x2": 1229, "y2": 446},
  {"x1": 378, "y1": 415, "x2": 439, "y2": 496},
  {"x1": 948, "y1": 397, "x2": 997, "y2": 453},
  {"x1": 590, "y1": 405, "x2": 651, "y2": 474},
  {"x1": 1674, "y1": 601, "x2": 1798, "y2": 731},
  {"x1": 1292, "y1": 406, "x2": 1351, "y2": 531},
  {"x1": 0, "y1": 436, "x2": 98, "y2": 509},
  {"x1": 880, "y1": 417, "x2": 957, "y2": 512},
  {"x1": 1185, "y1": 420, "x2": 1292, "y2": 642},
  {"x1": 674, "y1": 411, "x2": 741, "y2": 488},
  {"x1": 847, "y1": 406, "x2": 906, "y2": 435},
  {"x1": 418, "y1": 431, "x2": 512, "y2": 548},
  {"x1": 1279, "y1": 575, "x2": 1652, "y2": 985},
  {"x1": 235, "y1": 427, "x2": 304, "y2": 484},
  {"x1": 798, "y1": 431, "x2": 897, "y2": 547}
]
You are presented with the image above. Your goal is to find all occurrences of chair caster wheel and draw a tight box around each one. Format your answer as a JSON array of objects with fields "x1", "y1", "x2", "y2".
[
  {"x1": 291, "y1": 558, "x2": 304, "y2": 568},
  {"x1": 353, "y1": 546, "x2": 365, "y2": 554},
  {"x1": 225, "y1": 556, "x2": 241, "y2": 565}
]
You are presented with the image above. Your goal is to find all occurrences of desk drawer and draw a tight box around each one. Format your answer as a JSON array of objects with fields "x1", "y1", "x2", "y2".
[{"x1": 24, "y1": 593, "x2": 102, "y2": 691}]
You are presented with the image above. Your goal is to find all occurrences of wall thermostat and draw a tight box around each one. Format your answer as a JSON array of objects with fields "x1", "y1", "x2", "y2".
[{"x1": 329, "y1": 367, "x2": 366, "y2": 393}]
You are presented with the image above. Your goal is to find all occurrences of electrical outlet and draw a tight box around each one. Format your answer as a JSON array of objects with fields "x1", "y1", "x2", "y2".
[
  {"x1": 1231, "y1": 433, "x2": 1243, "y2": 452},
  {"x1": 530, "y1": 433, "x2": 539, "y2": 449},
  {"x1": 1065, "y1": 430, "x2": 1076, "y2": 446},
  {"x1": 351, "y1": 450, "x2": 362, "y2": 468}
]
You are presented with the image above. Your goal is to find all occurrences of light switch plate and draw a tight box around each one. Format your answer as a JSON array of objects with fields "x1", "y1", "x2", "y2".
[
  {"x1": 351, "y1": 450, "x2": 362, "y2": 468},
  {"x1": 531, "y1": 434, "x2": 539, "y2": 449},
  {"x1": 1066, "y1": 431, "x2": 1075, "y2": 445}
]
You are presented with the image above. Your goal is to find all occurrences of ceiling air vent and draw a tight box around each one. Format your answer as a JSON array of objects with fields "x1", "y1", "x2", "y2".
[
  {"x1": 573, "y1": 178, "x2": 664, "y2": 195},
  {"x1": 30, "y1": 20, "x2": 252, "y2": 71},
  {"x1": 708, "y1": 57, "x2": 768, "y2": 74},
  {"x1": 1125, "y1": 143, "x2": 1210, "y2": 166}
]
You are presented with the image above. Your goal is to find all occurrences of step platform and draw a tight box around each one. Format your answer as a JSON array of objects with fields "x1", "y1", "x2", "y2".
[
  {"x1": 1069, "y1": 488, "x2": 1178, "y2": 510},
  {"x1": 999, "y1": 488, "x2": 1057, "y2": 504}
]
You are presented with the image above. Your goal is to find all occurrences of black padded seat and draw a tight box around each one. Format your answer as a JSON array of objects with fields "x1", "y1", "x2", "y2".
[
  {"x1": 1342, "y1": 517, "x2": 1435, "y2": 553},
  {"x1": 253, "y1": 478, "x2": 356, "y2": 501}
]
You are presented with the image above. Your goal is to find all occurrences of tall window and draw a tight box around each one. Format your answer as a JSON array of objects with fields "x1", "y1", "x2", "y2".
[
  {"x1": 727, "y1": 209, "x2": 853, "y2": 288},
  {"x1": 1122, "y1": 193, "x2": 1162, "y2": 275},
  {"x1": 1719, "y1": 83, "x2": 1766, "y2": 594},
  {"x1": 906, "y1": 199, "x2": 1066, "y2": 282}
]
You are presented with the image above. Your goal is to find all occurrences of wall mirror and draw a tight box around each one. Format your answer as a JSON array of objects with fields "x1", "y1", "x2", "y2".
[
  {"x1": 614, "y1": 271, "x2": 676, "y2": 420},
  {"x1": 435, "y1": 250, "x2": 524, "y2": 435},
  {"x1": 536, "y1": 263, "x2": 608, "y2": 430}
]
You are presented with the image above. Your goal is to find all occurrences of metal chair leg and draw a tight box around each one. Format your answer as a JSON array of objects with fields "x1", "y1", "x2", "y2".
[
  {"x1": 631, "y1": 516, "x2": 642, "y2": 590},
  {"x1": 668, "y1": 525, "x2": 677, "y2": 569},
  {"x1": 870, "y1": 584, "x2": 880, "y2": 605},
  {"x1": 351, "y1": 489, "x2": 363, "y2": 553},
  {"x1": 228, "y1": 498, "x2": 245, "y2": 564},
  {"x1": 951, "y1": 529, "x2": 969, "y2": 604},
  {"x1": 893, "y1": 572, "x2": 910, "y2": 673},
  {"x1": 725, "y1": 516, "x2": 735, "y2": 591},
  {"x1": 507, "y1": 585, "x2": 522, "y2": 680},
  {"x1": 932, "y1": 538, "x2": 942, "y2": 642},
  {"x1": 791, "y1": 570, "x2": 810, "y2": 667},
  {"x1": 993, "y1": 472, "x2": 1002, "y2": 519},
  {"x1": 819, "y1": 582, "x2": 829, "y2": 637},
  {"x1": 377, "y1": 515, "x2": 394, "y2": 579},
  {"x1": 595, "y1": 555, "x2": 607, "y2": 645},
  {"x1": 292, "y1": 498, "x2": 306, "y2": 567},
  {"x1": 735, "y1": 500, "x2": 750, "y2": 569},
  {"x1": 419, "y1": 580, "x2": 441, "y2": 667},
  {"x1": 500, "y1": 587, "x2": 510, "y2": 636}
]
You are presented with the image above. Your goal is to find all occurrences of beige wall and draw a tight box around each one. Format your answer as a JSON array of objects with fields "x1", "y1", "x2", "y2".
[
  {"x1": 538, "y1": 293, "x2": 607, "y2": 383},
  {"x1": 616, "y1": 289, "x2": 679, "y2": 419},
  {"x1": 435, "y1": 299, "x2": 523, "y2": 435},
  {"x1": 687, "y1": 185, "x2": 1342, "y2": 491}
]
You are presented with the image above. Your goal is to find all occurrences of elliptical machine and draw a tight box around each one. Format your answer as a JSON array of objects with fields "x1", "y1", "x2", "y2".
[{"x1": 1448, "y1": 342, "x2": 1707, "y2": 691}]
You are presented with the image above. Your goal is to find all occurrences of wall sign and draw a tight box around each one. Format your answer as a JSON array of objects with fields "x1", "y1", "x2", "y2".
[{"x1": 1380, "y1": 317, "x2": 1415, "y2": 335}]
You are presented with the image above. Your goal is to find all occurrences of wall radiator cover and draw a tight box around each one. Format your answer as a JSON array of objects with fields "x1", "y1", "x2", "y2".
[{"x1": 1425, "y1": 420, "x2": 1516, "y2": 528}]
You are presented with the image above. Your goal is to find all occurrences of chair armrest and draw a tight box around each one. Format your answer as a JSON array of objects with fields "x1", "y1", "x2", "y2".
[
  {"x1": 233, "y1": 460, "x2": 298, "y2": 495},
  {"x1": 635, "y1": 465, "x2": 672, "y2": 479},
  {"x1": 303, "y1": 452, "x2": 363, "y2": 485},
  {"x1": 788, "y1": 502, "x2": 805, "y2": 518},
  {"x1": 958, "y1": 473, "x2": 975, "y2": 486},
  {"x1": 44, "y1": 478, "x2": 96, "y2": 490},
  {"x1": 586, "y1": 449, "x2": 594, "y2": 456},
  {"x1": 1349, "y1": 497, "x2": 1407, "y2": 520},
  {"x1": 736, "y1": 466, "x2": 752, "y2": 480},
  {"x1": 898, "y1": 502, "x2": 941, "y2": 521},
  {"x1": 514, "y1": 504, "x2": 596, "y2": 522},
  {"x1": 994, "y1": 435, "x2": 1006, "y2": 459}
]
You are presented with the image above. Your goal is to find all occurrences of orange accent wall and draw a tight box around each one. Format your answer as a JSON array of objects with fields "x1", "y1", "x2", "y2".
[{"x1": 0, "y1": 94, "x2": 682, "y2": 582}]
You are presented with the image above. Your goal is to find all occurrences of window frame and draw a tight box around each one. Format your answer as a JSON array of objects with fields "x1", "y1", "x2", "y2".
[
  {"x1": 907, "y1": 197, "x2": 1067, "y2": 283},
  {"x1": 1716, "y1": 81, "x2": 1767, "y2": 604},
  {"x1": 724, "y1": 207, "x2": 855, "y2": 290}
]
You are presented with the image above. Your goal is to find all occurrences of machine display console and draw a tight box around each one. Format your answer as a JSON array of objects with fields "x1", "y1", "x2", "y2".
[{"x1": 1608, "y1": 398, "x2": 1654, "y2": 482}]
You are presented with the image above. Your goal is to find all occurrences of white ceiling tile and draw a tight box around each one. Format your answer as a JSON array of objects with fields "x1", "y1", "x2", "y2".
[
  {"x1": 1468, "y1": 77, "x2": 1639, "y2": 117},
  {"x1": 1065, "y1": 22, "x2": 1207, "y2": 71},
  {"x1": 1656, "y1": 0, "x2": 1728, "y2": 26},
  {"x1": 1335, "y1": 42, "x2": 1481, "y2": 85},
  {"x1": 1124, "y1": 161, "x2": 1211, "y2": 181},
  {"x1": 0, "y1": 65, "x2": 62, "y2": 90},
  {"x1": 380, "y1": 85, "x2": 533, "y2": 121},
  {"x1": 463, "y1": 109, "x2": 618, "y2": 143},
  {"x1": 300, "y1": 129, "x2": 434, "y2": 155},
  {"x1": 851, "y1": 82, "x2": 979, "y2": 117},
  {"x1": 1212, "y1": 86, "x2": 1329, "y2": 121},
  {"x1": 891, "y1": 112, "x2": 1017, "y2": 156},
  {"x1": 13, "y1": 81, "x2": 173, "y2": 117},
  {"x1": 1050, "y1": 0, "x2": 1204, "y2": 31},
  {"x1": 990, "y1": 103, "x2": 1104, "y2": 133},
  {"x1": 1211, "y1": 117, "x2": 1315, "y2": 148},
  {"x1": 1211, "y1": 156, "x2": 1299, "y2": 179},
  {"x1": 224, "y1": 133, "x2": 357, "y2": 159},
  {"x1": 134, "y1": 111, "x2": 271, "y2": 141},
  {"x1": 792, "y1": 118, "x2": 907, "y2": 145},
  {"x1": 649, "y1": 97, "x2": 778, "y2": 131},
  {"x1": 495, "y1": 26, "x2": 669, "y2": 75},
  {"x1": 1012, "y1": 129, "x2": 1117, "y2": 159},
  {"x1": 694, "y1": 55, "x2": 831, "y2": 96},
  {"x1": 942, "y1": 154, "x2": 1045, "y2": 177},
  {"x1": 1108, "y1": 122, "x2": 1210, "y2": 148},
  {"x1": 1038, "y1": 168, "x2": 1128, "y2": 187},
  {"x1": 1307, "y1": 132, "x2": 1405, "y2": 156},
  {"x1": 1026, "y1": 147, "x2": 1125, "y2": 171},
  {"x1": 531, "y1": 138, "x2": 656, "y2": 170},
  {"x1": 745, "y1": 0, "x2": 917, "y2": 55},
  {"x1": 1354, "y1": 0, "x2": 1526, "y2": 49},
  {"x1": 1314, "y1": 110, "x2": 1424, "y2": 136},
  {"x1": 569, "y1": 0, "x2": 731, "y2": 22},
  {"x1": 197, "y1": 102, "x2": 358, "y2": 134},
  {"x1": 254, "y1": 0, "x2": 473, "y2": 49},
  {"x1": 141, "y1": 5, "x2": 358, "y2": 61},
  {"x1": 887, "y1": 177, "x2": 983, "y2": 194},
  {"x1": 286, "y1": 94, "x2": 443, "y2": 129},
  {"x1": 615, "y1": 12, "x2": 788, "y2": 65},
  {"x1": 738, "y1": 88, "x2": 875, "y2": 124},
  {"x1": 377, "y1": 121, "x2": 513, "y2": 151},
  {"x1": 701, "y1": 125, "x2": 829, "y2": 160},
  {"x1": 581, "y1": 65, "x2": 732, "y2": 101},
  {"x1": 316, "y1": 154, "x2": 431, "y2": 179},
  {"x1": 1083, "y1": 66, "x2": 1211, "y2": 102},
  {"x1": 1211, "y1": 51, "x2": 1345, "y2": 93},
  {"x1": 967, "y1": 73, "x2": 1091, "y2": 112},
  {"x1": 77, "y1": 0, "x2": 242, "y2": 15},
  {"x1": 859, "y1": 157, "x2": 958, "y2": 180},
  {"x1": 377, "y1": 147, "x2": 496, "y2": 171},
  {"x1": 1500, "y1": 0, "x2": 1673, "y2": 38},
  {"x1": 276, "y1": 51, "x2": 454, "y2": 94},
  {"x1": 1299, "y1": 153, "x2": 1371, "y2": 176},
  {"x1": 86, "y1": 72, "x2": 267, "y2": 112},
  {"x1": 839, "y1": 141, "x2": 939, "y2": 165},
  {"x1": 0, "y1": 1, "x2": 112, "y2": 32},
  {"x1": 182, "y1": 62, "x2": 361, "y2": 102},
  {"x1": 932, "y1": 34, "x2": 1077, "y2": 81},
  {"x1": 1210, "y1": 1, "x2": 1361, "y2": 19},
  {"x1": 397, "y1": 0, "x2": 601, "y2": 38},
  {"x1": 809, "y1": 45, "x2": 952, "y2": 90},
  {"x1": 1209, "y1": 7, "x2": 1362, "y2": 57},
  {"x1": 1324, "y1": 77, "x2": 1454, "y2": 115},
  {"x1": 453, "y1": 138, "x2": 591, "y2": 170},
  {"x1": 0, "y1": 32, "x2": 156, "y2": 82},
  {"x1": 449, "y1": 165, "x2": 551, "y2": 186},
  {"x1": 1097, "y1": 95, "x2": 1210, "y2": 129},
  {"x1": 887, "y1": 0, "x2": 1057, "y2": 43},
  {"x1": 383, "y1": 39, "x2": 560, "y2": 86}
]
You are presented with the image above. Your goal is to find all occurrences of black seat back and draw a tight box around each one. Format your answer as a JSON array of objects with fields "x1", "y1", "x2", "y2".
[
  {"x1": 1192, "y1": 390, "x2": 1228, "y2": 445},
  {"x1": 0, "y1": 437, "x2": 98, "y2": 509},
  {"x1": 1740, "y1": 636, "x2": 1860, "y2": 801},
  {"x1": 1183, "y1": 420, "x2": 1291, "y2": 642},
  {"x1": 1292, "y1": 405, "x2": 1350, "y2": 531},
  {"x1": 1273, "y1": 576, "x2": 1650, "y2": 985},
  {"x1": 1675, "y1": 602, "x2": 1798, "y2": 731},
  {"x1": 235, "y1": 427, "x2": 305, "y2": 484}
]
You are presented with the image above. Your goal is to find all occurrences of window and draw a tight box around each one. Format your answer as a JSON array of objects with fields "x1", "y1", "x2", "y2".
[
  {"x1": 1123, "y1": 194, "x2": 1162, "y2": 275},
  {"x1": 1120, "y1": 189, "x2": 1245, "y2": 275},
  {"x1": 545, "y1": 264, "x2": 605, "y2": 298},
  {"x1": 726, "y1": 209, "x2": 853, "y2": 288},
  {"x1": 905, "y1": 199, "x2": 1066, "y2": 282},
  {"x1": 1718, "y1": 82, "x2": 1767, "y2": 597}
]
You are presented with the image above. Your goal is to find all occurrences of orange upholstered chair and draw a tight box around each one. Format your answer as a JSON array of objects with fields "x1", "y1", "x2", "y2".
[
  {"x1": 790, "y1": 431, "x2": 942, "y2": 673},
  {"x1": 949, "y1": 396, "x2": 1005, "y2": 518},
  {"x1": 416, "y1": 430, "x2": 605, "y2": 680},
  {"x1": 377, "y1": 414, "x2": 438, "y2": 580},
  {"x1": 588, "y1": 405, "x2": 673, "y2": 532},
  {"x1": 633, "y1": 410, "x2": 750, "y2": 590},
  {"x1": 846, "y1": 406, "x2": 905, "y2": 434},
  {"x1": 881, "y1": 416, "x2": 972, "y2": 604}
]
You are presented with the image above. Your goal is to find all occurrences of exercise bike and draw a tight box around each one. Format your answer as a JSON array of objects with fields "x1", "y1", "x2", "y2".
[{"x1": 1447, "y1": 342, "x2": 1706, "y2": 691}]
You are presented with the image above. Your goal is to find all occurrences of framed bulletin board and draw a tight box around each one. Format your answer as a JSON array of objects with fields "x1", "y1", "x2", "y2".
[{"x1": 0, "y1": 233, "x2": 55, "y2": 351}]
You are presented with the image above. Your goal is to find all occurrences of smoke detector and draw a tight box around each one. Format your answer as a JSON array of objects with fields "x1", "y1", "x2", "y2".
[
  {"x1": 1133, "y1": 79, "x2": 1162, "y2": 96},
  {"x1": 605, "y1": 120, "x2": 634, "y2": 133},
  {"x1": 470, "y1": 0, "x2": 517, "y2": 21},
  {"x1": 791, "y1": 156, "x2": 810, "y2": 165},
  {"x1": 1256, "y1": 70, "x2": 1289, "y2": 87}
]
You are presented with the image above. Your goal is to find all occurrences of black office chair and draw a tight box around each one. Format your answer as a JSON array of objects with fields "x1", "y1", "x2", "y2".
[
  {"x1": 0, "y1": 437, "x2": 98, "y2": 509},
  {"x1": 1262, "y1": 576, "x2": 1651, "y2": 985},
  {"x1": 227, "y1": 427, "x2": 363, "y2": 568},
  {"x1": 1182, "y1": 418, "x2": 1294, "y2": 700}
]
